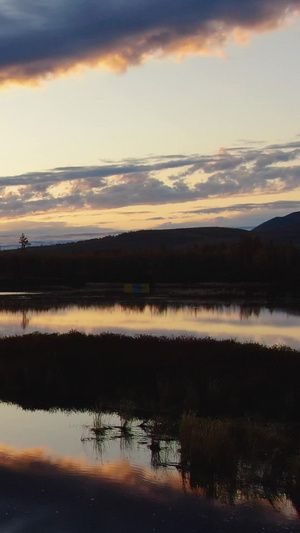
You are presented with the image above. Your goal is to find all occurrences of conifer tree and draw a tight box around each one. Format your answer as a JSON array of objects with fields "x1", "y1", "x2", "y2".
[{"x1": 19, "y1": 233, "x2": 30, "y2": 249}]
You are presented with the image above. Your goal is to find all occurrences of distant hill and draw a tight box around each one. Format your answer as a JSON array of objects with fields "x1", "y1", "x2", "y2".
[
  {"x1": 28, "y1": 226, "x2": 247, "y2": 254},
  {"x1": 252, "y1": 211, "x2": 300, "y2": 245},
  {"x1": 1, "y1": 214, "x2": 299, "y2": 287},
  {"x1": 12, "y1": 211, "x2": 300, "y2": 256}
]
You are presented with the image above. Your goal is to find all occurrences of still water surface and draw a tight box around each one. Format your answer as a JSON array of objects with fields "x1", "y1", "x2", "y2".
[
  {"x1": 0, "y1": 299, "x2": 299, "y2": 348},
  {"x1": 0, "y1": 297, "x2": 299, "y2": 530},
  {"x1": 0, "y1": 403, "x2": 299, "y2": 532}
]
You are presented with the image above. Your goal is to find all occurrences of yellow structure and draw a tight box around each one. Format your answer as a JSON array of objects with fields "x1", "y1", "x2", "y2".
[{"x1": 124, "y1": 283, "x2": 150, "y2": 294}]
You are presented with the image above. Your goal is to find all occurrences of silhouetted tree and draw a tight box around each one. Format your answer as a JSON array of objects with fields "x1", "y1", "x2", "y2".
[{"x1": 19, "y1": 233, "x2": 30, "y2": 249}]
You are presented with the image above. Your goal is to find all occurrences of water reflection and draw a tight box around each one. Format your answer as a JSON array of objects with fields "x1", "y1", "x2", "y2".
[
  {"x1": 0, "y1": 404, "x2": 299, "y2": 532},
  {"x1": 81, "y1": 413, "x2": 300, "y2": 522},
  {"x1": 0, "y1": 300, "x2": 298, "y2": 348}
]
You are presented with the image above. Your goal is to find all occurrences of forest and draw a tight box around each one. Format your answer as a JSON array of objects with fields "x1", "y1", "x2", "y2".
[{"x1": 0, "y1": 235, "x2": 299, "y2": 289}]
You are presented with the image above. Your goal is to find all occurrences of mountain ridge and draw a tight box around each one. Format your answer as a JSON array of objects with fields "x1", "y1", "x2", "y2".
[
  {"x1": 20, "y1": 211, "x2": 300, "y2": 254},
  {"x1": 252, "y1": 211, "x2": 300, "y2": 232},
  {"x1": 26, "y1": 226, "x2": 247, "y2": 254},
  {"x1": 251, "y1": 211, "x2": 300, "y2": 245}
]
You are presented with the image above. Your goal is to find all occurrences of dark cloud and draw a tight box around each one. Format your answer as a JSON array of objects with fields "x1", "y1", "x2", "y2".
[
  {"x1": 0, "y1": 0, "x2": 299, "y2": 84},
  {"x1": 0, "y1": 140, "x2": 300, "y2": 218},
  {"x1": 267, "y1": 141, "x2": 300, "y2": 150},
  {"x1": 0, "y1": 157, "x2": 201, "y2": 189},
  {"x1": 185, "y1": 200, "x2": 300, "y2": 216},
  {"x1": 169, "y1": 200, "x2": 300, "y2": 230},
  {"x1": 157, "y1": 200, "x2": 300, "y2": 230},
  {"x1": 145, "y1": 217, "x2": 165, "y2": 221}
]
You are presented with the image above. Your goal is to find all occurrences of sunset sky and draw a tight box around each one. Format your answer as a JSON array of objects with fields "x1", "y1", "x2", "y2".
[{"x1": 0, "y1": 0, "x2": 300, "y2": 246}]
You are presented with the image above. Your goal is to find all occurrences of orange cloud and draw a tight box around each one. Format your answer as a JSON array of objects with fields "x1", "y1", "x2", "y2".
[{"x1": 0, "y1": 1, "x2": 298, "y2": 86}]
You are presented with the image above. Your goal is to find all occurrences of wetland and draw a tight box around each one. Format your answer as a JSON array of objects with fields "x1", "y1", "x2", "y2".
[{"x1": 0, "y1": 288, "x2": 299, "y2": 531}]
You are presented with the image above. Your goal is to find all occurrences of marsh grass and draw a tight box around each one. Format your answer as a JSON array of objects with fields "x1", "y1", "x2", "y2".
[
  {"x1": 0, "y1": 331, "x2": 299, "y2": 422},
  {"x1": 178, "y1": 412, "x2": 300, "y2": 504},
  {"x1": 89, "y1": 406, "x2": 111, "y2": 438},
  {"x1": 2, "y1": 330, "x2": 299, "y2": 511},
  {"x1": 179, "y1": 413, "x2": 237, "y2": 479},
  {"x1": 91, "y1": 412, "x2": 107, "y2": 436},
  {"x1": 82, "y1": 405, "x2": 300, "y2": 511},
  {"x1": 119, "y1": 399, "x2": 134, "y2": 430}
]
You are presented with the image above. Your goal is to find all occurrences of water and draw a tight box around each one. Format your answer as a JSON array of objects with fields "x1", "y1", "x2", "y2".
[
  {"x1": 0, "y1": 299, "x2": 299, "y2": 348},
  {"x1": 0, "y1": 294, "x2": 299, "y2": 530},
  {"x1": 0, "y1": 403, "x2": 298, "y2": 532}
]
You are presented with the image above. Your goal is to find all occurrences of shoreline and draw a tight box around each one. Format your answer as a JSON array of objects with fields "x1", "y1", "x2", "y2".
[{"x1": 0, "y1": 281, "x2": 298, "y2": 311}]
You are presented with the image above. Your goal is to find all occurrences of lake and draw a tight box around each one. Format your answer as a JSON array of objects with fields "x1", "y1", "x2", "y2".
[
  {"x1": 0, "y1": 295, "x2": 299, "y2": 348},
  {"x1": 0, "y1": 293, "x2": 299, "y2": 531},
  {"x1": 0, "y1": 402, "x2": 299, "y2": 532}
]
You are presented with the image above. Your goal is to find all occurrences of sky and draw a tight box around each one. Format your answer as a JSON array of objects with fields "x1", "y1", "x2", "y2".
[{"x1": 0, "y1": 0, "x2": 300, "y2": 247}]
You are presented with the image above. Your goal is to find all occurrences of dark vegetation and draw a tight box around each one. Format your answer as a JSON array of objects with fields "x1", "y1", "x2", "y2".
[
  {"x1": 3, "y1": 330, "x2": 299, "y2": 511},
  {"x1": 1, "y1": 327, "x2": 300, "y2": 513},
  {"x1": 1, "y1": 331, "x2": 299, "y2": 421},
  {"x1": 20, "y1": 210, "x2": 300, "y2": 253},
  {"x1": 0, "y1": 211, "x2": 299, "y2": 290},
  {"x1": 0, "y1": 235, "x2": 299, "y2": 290},
  {"x1": 0, "y1": 212, "x2": 299, "y2": 512},
  {"x1": 178, "y1": 414, "x2": 300, "y2": 512}
]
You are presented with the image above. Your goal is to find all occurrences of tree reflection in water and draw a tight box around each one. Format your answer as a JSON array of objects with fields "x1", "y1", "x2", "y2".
[
  {"x1": 21, "y1": 309, "x2": 30, "y2": 330},
  {"x1": 0, "y1": 297, "x2": 299, "y2": 348}
]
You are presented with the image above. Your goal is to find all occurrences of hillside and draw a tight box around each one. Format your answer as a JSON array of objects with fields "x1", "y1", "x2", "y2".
[
  {"x1": 0, "y1": 214, "x2": 299, "y2": 288},
  {"x1": 28, "y1": 226, "x2": 247, "y2": 254},
  {"x1": 252, "y1": 211, "x2": 300, "y2": 245},
  {"x1": 18, "y1": 211, "x2": 300, "y2": 254},
  {"x1": 25, "y1": 210, "x2": 300, "y2": 254}
]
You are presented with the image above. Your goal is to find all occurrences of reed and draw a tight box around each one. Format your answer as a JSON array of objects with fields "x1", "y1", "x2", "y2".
[{"x1": 0, "y1": 332, "x2": 298, "y2": 421}]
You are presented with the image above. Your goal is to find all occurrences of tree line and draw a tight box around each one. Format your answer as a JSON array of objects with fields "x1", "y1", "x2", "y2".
[{"x1": 0, "y1": 234, "x2": 299, "y2": 289}]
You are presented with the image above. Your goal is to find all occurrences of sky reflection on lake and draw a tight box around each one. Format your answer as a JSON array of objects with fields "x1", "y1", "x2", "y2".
[
  {"x1": 0, "y1": 302, "x2": 298, "y2": 348},
  {"x1": 0, "y1": 403, "x2": 298, "y2": 532}
]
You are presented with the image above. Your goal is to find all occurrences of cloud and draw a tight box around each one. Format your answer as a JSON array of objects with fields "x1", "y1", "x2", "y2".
[
  {"x1": 189, "y1": 200, "x2": 300, "y2": 216},
  {"x1": 0, "y1": 140, "x2": 300, "y2": 219},
  {"x1": 0, "y1": 0, "x2": 299, "y2": 85},
  {"x1": 166, "y1": 200, "x2": 300, "y2": 229}
]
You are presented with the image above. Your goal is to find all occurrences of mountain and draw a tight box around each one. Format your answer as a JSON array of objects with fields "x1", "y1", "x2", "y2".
[
  {"x1": 253, "y1": 211, "x2": 300, "y2": 232},
  {"x1": 252, "y1": 211, "x2": 300, "y2": 245},
  {"x1": 11, "y1": 211, "x2": 300, "y2": 255},
  {"x1": 28, "y1": 226, "x2": 247, "y2": 254}
]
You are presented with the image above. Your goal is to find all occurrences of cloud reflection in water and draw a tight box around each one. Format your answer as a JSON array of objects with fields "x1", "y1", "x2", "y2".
[
  {"x1": 0, "y1": 302, "x2": 298, "y2": 348},
  {"x1": 0, "y1": 443, "x2": 298, "y2": 533}
]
